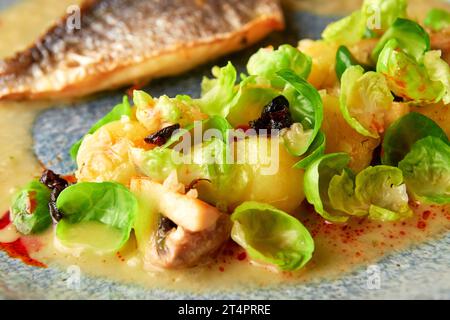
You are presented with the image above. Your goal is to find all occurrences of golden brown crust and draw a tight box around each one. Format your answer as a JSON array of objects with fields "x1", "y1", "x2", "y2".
[{"x1": 0, "y1": 0, "x2": 284, "y2": 100}]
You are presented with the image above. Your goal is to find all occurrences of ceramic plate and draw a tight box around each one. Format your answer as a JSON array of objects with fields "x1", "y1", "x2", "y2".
[{"x1": 0, "y1": 0, "x2": 449, "y2": 299}]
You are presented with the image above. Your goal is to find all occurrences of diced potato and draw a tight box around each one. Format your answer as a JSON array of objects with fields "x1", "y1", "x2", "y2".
[
  {"x1": 384, "y1": 102, "x2": 410, "y2": 130},
  {"x1": 298, "y1": 39, "x2": 338, "y2": 90},
  {"x1": 130, "y1": 177, "x2": 221, "y2": 232},
  {"x1": 321, "y1": 92, "x2": 380, "y2": 172},
  {"x1": 232, "y1": 136, "x2": 305, "y2": 213},
  {"x1": 76, "y1": 118, "x2": 149, "y2": 185}
]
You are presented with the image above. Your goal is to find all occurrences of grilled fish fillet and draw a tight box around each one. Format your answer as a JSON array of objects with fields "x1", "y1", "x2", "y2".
[{"x1": 0, "y1": 0, "x2": 284, "y2": 100}]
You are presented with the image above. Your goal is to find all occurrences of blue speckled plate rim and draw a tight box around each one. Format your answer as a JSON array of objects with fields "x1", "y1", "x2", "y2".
[{"x1": 0, "y1": 0, "x2": 449, "y2": 299}]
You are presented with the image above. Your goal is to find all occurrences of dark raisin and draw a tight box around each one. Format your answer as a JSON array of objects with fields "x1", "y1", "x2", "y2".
[
  {"x1": 40, "y1": 169, "x2": 68, "y2": 190},
  {"x1": 263, "y1": 95, "x2": 289, "y2": 114},
  {"x1": 249, "y1": 95, "x2": 292, "y2": 133},
  {"x1": 39, "y1": 169, "x2": 69, "y2": 223},
  {"x1": 144, "y1": 124, "x2": 180, "y2": 146}
]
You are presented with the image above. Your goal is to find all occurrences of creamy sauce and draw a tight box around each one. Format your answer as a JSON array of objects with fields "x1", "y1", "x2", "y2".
[{"x1": 0, "y1": 0, "x2": 449, "y2": 294}]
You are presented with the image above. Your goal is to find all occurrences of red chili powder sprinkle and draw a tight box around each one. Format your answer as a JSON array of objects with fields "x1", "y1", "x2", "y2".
[
  {"x1": 0, "y1": 211, "x2": 10, "y2": 230},
  {"x1": 116, "y1": 252, "x2": 125, "y2": 262},
  {"x1": 237, "y1": 252, "x2": 247, "y2": 261},
  {"x1": 422, "y1": 210, "x2": 431, "y2": 220},
  {"x1": 417, "y1": 221, "x2": 427, "y2": 230},
  {"x1": 0, "y1": 239, "x2": 46, "y2": 268},
  {"x1": 219, "y1": 266, "x2": 225, "y2": 272}
]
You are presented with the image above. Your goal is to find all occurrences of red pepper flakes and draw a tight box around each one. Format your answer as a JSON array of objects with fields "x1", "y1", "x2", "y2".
[
  {"x1": 0, "y1": 239, "x2": 46, "y2": 268},
  {"x1": 116, "y1": 252, "x2": 125, "y2": 262},
  {"x1": 422, "y1": 210, "x2": 431, "y2": 220},
  {"x1": 218, "y1": 266, "x2": 225, "y2": 272},
  {"x1": 237, "y1": 252, "x2": 247, "y2": 261},
  {"x1": 0, "y1": 211, "x2": 10, "y2": 230},
  {"x1": 417, "y1": 221, "x2": 427, "y2": 230}
]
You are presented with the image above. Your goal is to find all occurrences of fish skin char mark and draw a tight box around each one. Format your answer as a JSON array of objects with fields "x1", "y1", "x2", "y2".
[{"x1": 0, "y1": 0, "x2": 284, "y2": 100}]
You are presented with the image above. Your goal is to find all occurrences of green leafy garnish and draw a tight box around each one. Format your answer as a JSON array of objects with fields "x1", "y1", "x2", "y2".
[
  {"x1": 226, "y1": 75, "x2": 279, "y2": 127},
  {"x1": 280, "y1": 123, "x2": 314, "y2": 157},
  {"x1": 231, "y1": 201, "x2": 314, "y2": 271},
  {"x1": 382, "y1": 112, "x2": 449, "y2": 166},
  {"x1": 372, "y1": 18, "x2": 430, "y2": 62},
  {"x1": 322, "y1": 0, "x2": 407, "y2": 45},
  {"x1": 362, "y1": 0, "x2": 407, "y2": 33},
  {"x1": 247, "y1": 44, "x2": 312, "y2": 87},
  {"x1": 340, "y1": 65, "x2": 393, "y2": 138},
  {"x1": 56, "y1": 182, "x2": 138, "y2": 253},
  {"x1": 377, "y1": 39, "x2": 445, "y2": 103},
  {"x1": 223, "y1": 45, "x2": 312, "y2": 125},
  {"x1": 424, "y1": 8, "x2": 450, "y2": 31},
  {"x1": 294, "y1": 131, "x2": 326, "y2": 169},
  {"x1": 202, "y1": 115, "x2": 233, "y2": 142},
  {"x1": 398, "y1": 136, "x2": 450, "y2": 204},
  {"x1": 423, "y1": 50, "x2": 450, "y2": 104},
  {"x1": 303, "y1": 153, "x2": 351, "y2": 223},
  {"x1": 305, "y1": 153, "x2": 412, "y2": 222},
  {"x1": 277, "y1": 69, "x2": 323, "y2": 156},
  {"x1": 329, "y1": 166, "x2": 413, "y2": 221},
  {"x1": 10, "y1": 180, "x2": 51, "y2": 234},
  {"x1": 198, "y1": 62, "x2": 237, "y2": 117},
  {"x1": 322, "y1": 10, "x2": 366, "y2": 45},
  {"x1": 70, "y1": 96, "x2": 131, "y2": 160}
]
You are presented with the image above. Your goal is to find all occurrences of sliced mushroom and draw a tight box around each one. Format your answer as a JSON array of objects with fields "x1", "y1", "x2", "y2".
[
  {"x1": 147, "y1": 213, "x2": 231, "y2": 269},
  {"x1": 130, "y1": 177, "x2": 231, "y2": 269},
  {"x1": 131, "y1": 177, "x2": 221, "y2": 232}
]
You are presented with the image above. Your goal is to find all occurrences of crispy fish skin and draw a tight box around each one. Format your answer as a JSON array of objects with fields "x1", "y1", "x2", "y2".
[{"x1": 0, "y1": 0, "x2": 284, "y2": 100}]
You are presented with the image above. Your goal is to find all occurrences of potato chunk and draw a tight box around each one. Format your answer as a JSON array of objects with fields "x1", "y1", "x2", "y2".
[
  {"x1": 232, "y1": 136, "x2": 305, "y2": 213},
  {"x1": 298, "y1": 39, "x2": 338, "y2": 90},
  {"x1": 321, "y1": 92, "x2": 380, "y2": 172}
]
